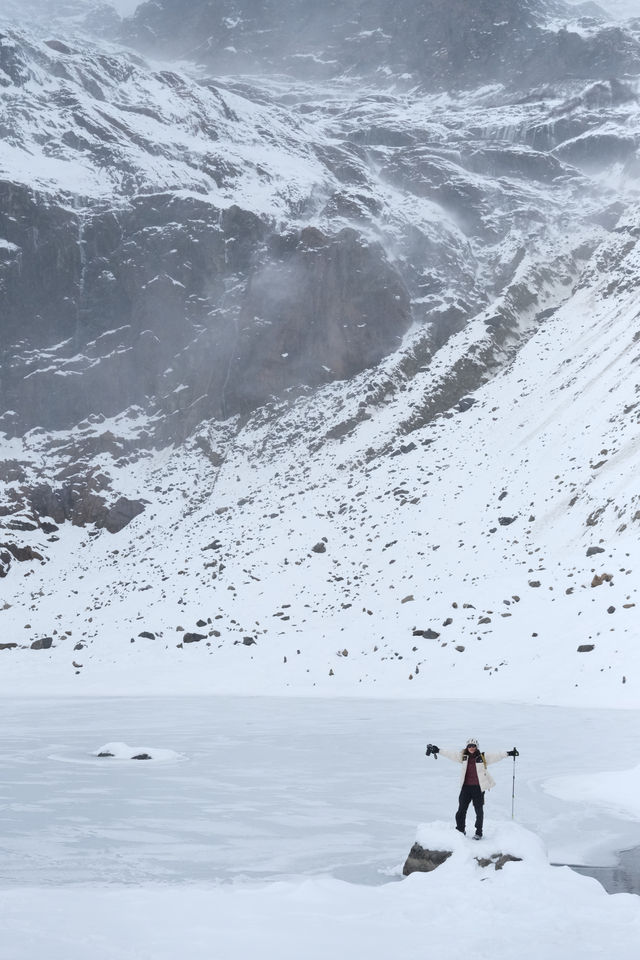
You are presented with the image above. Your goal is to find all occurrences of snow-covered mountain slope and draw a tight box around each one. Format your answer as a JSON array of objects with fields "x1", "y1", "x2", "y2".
[
  {"x1": 1, "y1": 2, "x2": 640, "y2": 706},
  {"x1": 2, "y1": 203, "x2": 640, "y2": 706}
]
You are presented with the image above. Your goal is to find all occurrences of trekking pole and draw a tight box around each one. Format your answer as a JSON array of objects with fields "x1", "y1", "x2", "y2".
[{"x1": 511, "y1": 752, "x2": 517, "y2": 820}]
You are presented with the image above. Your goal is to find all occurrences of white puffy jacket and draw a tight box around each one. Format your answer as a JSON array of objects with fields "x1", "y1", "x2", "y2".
[{"x1": 439, "y1": 748, "x2": 508, "y2": 792}]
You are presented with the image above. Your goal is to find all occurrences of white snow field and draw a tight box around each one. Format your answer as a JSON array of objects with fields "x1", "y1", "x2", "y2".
[{"x1": 1, "y1": 696, "x2": 640, "y2": 959}]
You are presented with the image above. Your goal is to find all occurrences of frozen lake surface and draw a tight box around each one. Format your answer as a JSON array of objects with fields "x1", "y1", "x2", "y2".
[{"x1": 1, "y1": 696, "x2": 639, "y2": 888}]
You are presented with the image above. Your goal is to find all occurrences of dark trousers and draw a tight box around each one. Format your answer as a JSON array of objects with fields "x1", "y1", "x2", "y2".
[{"x1": 455, "y1": 784, "x2": 484, "y2": 836}]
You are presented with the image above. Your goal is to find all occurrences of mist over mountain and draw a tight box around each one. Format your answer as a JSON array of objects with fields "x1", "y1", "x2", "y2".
[
  {"x1": 1, "y1": 0, "x2": 639, "y2": 702},
  {"x1": 126, "y1": 0, "x2": 640, "y2": 87}
]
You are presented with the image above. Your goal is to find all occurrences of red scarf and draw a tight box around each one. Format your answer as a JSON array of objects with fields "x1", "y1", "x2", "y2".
[{"x1": 464, "y1": 754, "x2": 480, "y2": 785}]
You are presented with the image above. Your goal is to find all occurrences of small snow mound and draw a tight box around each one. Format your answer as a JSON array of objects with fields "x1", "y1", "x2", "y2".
[
  {"x1": 93, "y1": 741, "x2": 186, "y2": 762},
  {"x1": 414, "y1": 819, "x2": 468, "y2": 853},
  {"x1": 414, "y1": 819, "x2": 548, "y2": 867}
]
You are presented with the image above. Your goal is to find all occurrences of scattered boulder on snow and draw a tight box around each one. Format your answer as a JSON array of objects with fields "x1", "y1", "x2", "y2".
[
  {"x1": 403, "y1": 844, "x2": 452, "y2": 875},
  {"x1": 413, "y1": 628, "x2": 441, "y2": 639},
  {"x1": 475, "y1": 852, "x2": 523, "y2": 870},
  {"x1": 183, "y1": 632, "x2": 206, "y2": 643},
  {"x1": 390, "y1": 441, "x2": 418, "y2": 457},
  {"x1": 586, "y1": 546, "x2": 605, "y2": 557},
  {"x1": 591, "y1": 573, "x2": 613, "y2": 587},
  {"x1": 312, "y1": 541, "x2": 327, "y2": 553},
  {"x1": 30, "y1": 637, "x2": 53, "y2": 650},
  {"x1": 202, "y1": 540, "x2": 223, "y2": 552}
]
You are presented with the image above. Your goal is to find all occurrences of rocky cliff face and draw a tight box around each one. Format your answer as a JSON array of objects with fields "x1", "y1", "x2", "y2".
[
  {"x1": 3, "y1": 5, "x2": 638, "y2": 449},
  {"x1": 1, "y1": 183, "x2": 410, "y2": 434},
  {"x1": 0, "y1": 26, "x2": 415, "y2": 440}
]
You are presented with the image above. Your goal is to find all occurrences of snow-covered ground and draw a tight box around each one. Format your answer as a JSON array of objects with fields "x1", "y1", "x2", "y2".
[
  {"x1": 4, "y1": 850, "x2": 639, "y2": 960},
  {"x1": 1, "y1": 696, "x2": 640, "y2": 958}
]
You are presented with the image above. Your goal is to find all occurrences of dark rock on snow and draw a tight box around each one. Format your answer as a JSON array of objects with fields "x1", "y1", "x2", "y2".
[
  {"x1": 403, "y1": 844, "x2": 452, "y2": 875},
  {"x1": 98, "y1": 498, "x2": 146, "y2": 534},
  {"x1": 403, "y1": 842, "x2": 523, "y2": 876},
  {"x1": 30, "y1": 637, "x2": 53, "y2": 650},
  {"x1": 475, "y1": 852, "x2": 524, "y2": 871},
  {"x1": 591, "y1": 573, "x2": 613, "y2": 587},
  {"x1": 413, "y1": 629, "x2": 441, "y2": 640}
]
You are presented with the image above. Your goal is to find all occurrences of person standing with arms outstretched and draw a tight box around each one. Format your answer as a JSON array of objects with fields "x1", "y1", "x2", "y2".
[{"x1": 425, "y1": 738, "x2": 519, "y2": 839}]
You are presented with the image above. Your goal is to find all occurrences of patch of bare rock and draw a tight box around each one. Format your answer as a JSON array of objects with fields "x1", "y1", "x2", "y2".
[{"x1": 403, "y1": 842, "x2": 522, "y2": 876}]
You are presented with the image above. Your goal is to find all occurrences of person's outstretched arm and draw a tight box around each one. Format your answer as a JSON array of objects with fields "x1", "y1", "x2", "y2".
[
  {"x1": 430, "y1": 746, "x2": 464, "y2": 763},
  {"x1": 484, "y1": 747, "x2": 519, "y2": 764}
]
